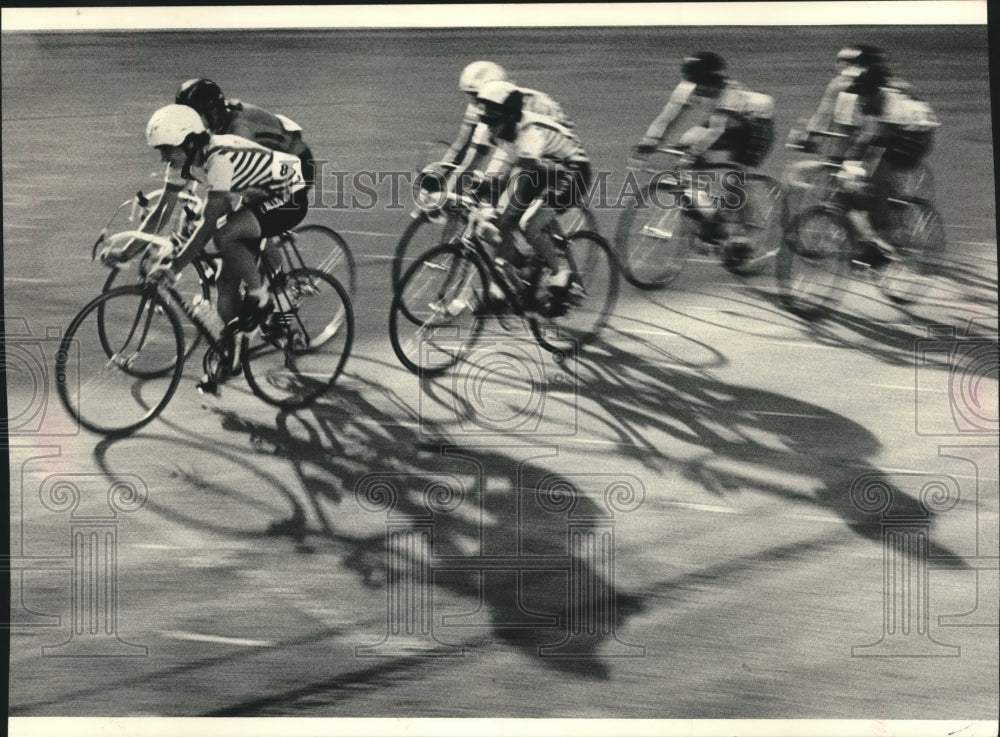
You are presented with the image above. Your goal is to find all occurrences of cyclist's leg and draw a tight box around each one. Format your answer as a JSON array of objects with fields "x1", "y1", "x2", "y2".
[
  {"x1": 521, "y1": 199, "x2": 570, "y2": 286},
  {"x1": 243, "y1": 191, "x2": 310, "y2": 320},
  {"x1": 214, "y1": 208, "x2": 265, "y2": 324}
]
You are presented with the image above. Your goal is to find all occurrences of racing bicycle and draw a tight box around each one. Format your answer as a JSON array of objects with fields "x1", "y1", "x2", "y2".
[
  {"x1": 614, "y1": 146, "x2": 783, "y2": 289},
  {"x1": 388, "y1": 191, "x2": 618, "y2": 376},
  {"x1": 57, "y1": 207, "x2": 354, "y2": 436},
  {"x1": 777, "y1": 133, "x2": 946, "y2": 320},
  {"x1": 390, "y1": 143, "x2": 599, "y2": 292}
]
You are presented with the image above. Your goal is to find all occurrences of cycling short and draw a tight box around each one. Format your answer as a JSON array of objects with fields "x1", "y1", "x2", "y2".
[
  {"x1": 249, "y1": 187, "x2": 309, "y2": 238},
  {"x1": 507, "y1": 159, "x2": 591, "y2": 212}
]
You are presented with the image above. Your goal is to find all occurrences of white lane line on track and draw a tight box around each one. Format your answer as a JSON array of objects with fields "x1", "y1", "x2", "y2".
[
  {"x1": 158, "y1": 631, "x2": 275, "y2": 648},
  {"x1": 6, "y1": 277, "x2": 55, "y2": 283},
  {"x1": 663, "y1": 501, "x2": 844, "y2": 524},
  {"x1": 334, "y1": 230, "x2": 397, "y2": 238},
  {"x1": 758, "y1": 341, "x2": 838, "y2": 349},
  {"x1": 132, "y1": 544, "x2": 185, "y2": 550},
  {"x1": 751, "y1": 411, "x2": 829, "y2": 418},
  {"x1": 951, "y1": 241, "x2": 998, "y2": 248}
]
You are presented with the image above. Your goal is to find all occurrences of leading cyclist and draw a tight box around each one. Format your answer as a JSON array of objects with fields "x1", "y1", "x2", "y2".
[{"x1": 102, "y1": 104, "x2": 309, "y2": 387}]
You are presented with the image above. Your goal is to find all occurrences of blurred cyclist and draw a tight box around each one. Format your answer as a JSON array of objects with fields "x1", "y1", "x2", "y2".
[
  {"x1": 632, "y1": 51, "x2": 776, "y2": 261},
  {"x1": 102, "y1": 104, "x2": 308, "y2": 388},
  {"x1": 800, "y1": 45, "x2": 886, "y2": 159},
  {"x1": 469, "y1": 79, "x2": 592, "y2": 310},
  {"x1": 423, "y1": 61, "x2": 573, "y2": 201},
  {"x1": 826, "y1": 64, "x2": 940, "y2": 263},
  {"x1": 176, "y1": 78, "x2": 316, "y2": 190}
]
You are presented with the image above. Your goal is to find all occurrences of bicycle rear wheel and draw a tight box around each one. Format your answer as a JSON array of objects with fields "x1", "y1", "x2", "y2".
[
  {"x1": 532, "y1": 230, "x2": 620, "y2": 354},
  {"x1": 288, "y1": 224, "x2": 357, "y2": 296},
  {"x1": 879, "y1": 197, "x2": 946, "y2": 305},
  {"x1": 57, "y1": 284, "x2": 185, "y2": 436},
  {"x1": 242, "y1": 268, "x2": 354, "y2": 408},
  {"x1": 100, "y1": 259, "x2": 212, "y2": 375},
  {"x1": 391, "y1": 210, "x2": 465, "y2": 292},
  {"x1": 777, "y1": 206, "x2": 855, "y2": 320},
  {"x1": 389, "y1": 242, "x2": 488, "y2": 376},
  {"x1": 615, "y1": 183, "x2": 694, "y2": 289}
]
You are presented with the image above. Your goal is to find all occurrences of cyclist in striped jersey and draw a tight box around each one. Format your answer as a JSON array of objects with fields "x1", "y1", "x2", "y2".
[
  {"x1": 104, "y1": 104, "x2": 308, "y2": 336},
  {"x1": 472, "y1": 79, "x2": 592, "y2": 299}
]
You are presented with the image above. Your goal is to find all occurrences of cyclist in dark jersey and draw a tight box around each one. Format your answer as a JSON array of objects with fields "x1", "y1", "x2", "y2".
[{"x1": 175, "y1": 78, "x2": 316, "y2": 189}]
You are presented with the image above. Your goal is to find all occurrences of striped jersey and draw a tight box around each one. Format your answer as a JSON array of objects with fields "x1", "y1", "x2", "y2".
[{"x1": 168, "y1": 134, "x2": 305, "y2": 211}]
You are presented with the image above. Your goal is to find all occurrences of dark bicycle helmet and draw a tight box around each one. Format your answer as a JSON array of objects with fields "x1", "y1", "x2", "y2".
[
  {"x1": 476, "y1": 80, "x2": 524, "y2": 127},
  {"x1": 681, "y1": 51, "x2": 726, "y2": 86},
  {"x1": 175, "y1": 78, "x2": 227, "y2": 128},
  {"x1": 837, "y1": 44, "x2": 886, "y2": 69}
]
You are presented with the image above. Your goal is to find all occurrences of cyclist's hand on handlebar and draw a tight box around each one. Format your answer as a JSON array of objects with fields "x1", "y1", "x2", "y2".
[
  {"x1": 631, "y1": 143, "x2": 657, "y2": 158},
  {"x1": 471, "y1": 206, "x2": 502, "y2": 246},
  {"x1": 99, "y1": 241, "x2": 132, "y2": 268},
  {"x1": 139, "y1": 241, "x2": 178, "y2": 286}
]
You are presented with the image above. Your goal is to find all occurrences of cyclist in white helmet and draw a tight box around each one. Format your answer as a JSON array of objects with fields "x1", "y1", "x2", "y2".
[
  {"x1": 102, "y1": 104, "x2": 308, "y2": 382},
  {"x1": 423, "y1": 61, "x2": 573, "y2": 199},
  {"x1": 471, "y1": 79, "x2": 592, "y2": 304}
]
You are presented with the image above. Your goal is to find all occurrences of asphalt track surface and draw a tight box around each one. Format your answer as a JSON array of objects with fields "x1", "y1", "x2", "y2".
[{"x1": 4, "y1": 27, "x2": 998, "y2": 719}]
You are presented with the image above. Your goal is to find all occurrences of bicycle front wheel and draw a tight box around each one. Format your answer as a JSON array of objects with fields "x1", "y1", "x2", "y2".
[
  {"x1": 879, "y1": 197, "x2": 946, "y2": 305},
  {"x1": 532, "y1": 230, "x2": 620, "y2": 354},
  {"x1": 389, "y1": 242, "x2": 488, "y2": 376},
  {"x1": 391, "y1": 210, "x2": 465, "y2": 292},
  {"x1": 615, "y1": 184, "x2": 694, "y2": 289},
  {"x1": 243, "y1": 268, "x2": 354, "y2": 409},
  {"x1": 57, "y1": 285, "x2": 185, "y2": 436},
  {"x1": 777, "y1": 206, "x2": 855, "y2": 320},
  {"x1": 289, "y1": 224, "x2": 357, "y2": 296},
  {"x1": 101, "y1": 259, "x2": 211, "y2": 375}
]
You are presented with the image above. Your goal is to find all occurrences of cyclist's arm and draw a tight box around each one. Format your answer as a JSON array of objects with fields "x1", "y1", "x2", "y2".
[
  {"x1": 682, "y1": 109, "x2": 731, "y2": 158},
  {"x1": 806, "y1": 76, "x2": 845, "y2": 134},
  {"x1": 170, "y1": 189, "x2": 231, "y2": 273},
  {"x1": 639, "y1": 82, "x2": 690, "y2": 146},
  {"x1": 119, "y1": 168, "x2": 184, "y2": 260}
]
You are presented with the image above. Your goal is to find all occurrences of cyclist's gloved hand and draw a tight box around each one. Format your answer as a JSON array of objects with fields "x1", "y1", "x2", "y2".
[
  {"x1": 631, "y1": 142, "x2": 657, "y2": 157},
  {"x1": 414, "y1": 162, "x2": 452, "y2": 212},
  {"x1": 99, "y1": 241, "x2": 132, "y2": 268},
  {"x1": 140, "y1": 241, "x2": 177, "y2": 286},
  {"x1": 471, "y1": 206, "x2": 502, "y2": 247}
]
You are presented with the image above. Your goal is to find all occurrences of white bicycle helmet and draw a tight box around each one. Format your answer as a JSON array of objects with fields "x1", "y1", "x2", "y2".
[
  {"x1": 459, "y1": 61, "x2": 508, "y2": 94},
  {"x1": 146, "y1": 103, "x2": 206, "y2": 147}
]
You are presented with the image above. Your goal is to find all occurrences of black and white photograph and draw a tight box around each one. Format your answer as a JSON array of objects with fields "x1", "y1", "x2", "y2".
[{"x1": 4, "y1": 3, "x2": 997, "y2": 736}]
